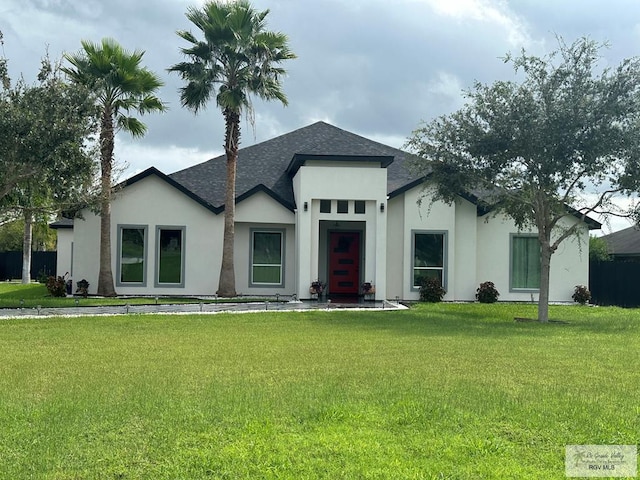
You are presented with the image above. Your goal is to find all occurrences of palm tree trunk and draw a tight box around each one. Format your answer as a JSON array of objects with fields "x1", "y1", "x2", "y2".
[
  {"x1": 21, "y1": 210, "x2": 33, "y2": 284},
  {"x1": 217, "y1": 108, "x2": 240, "y2": 297},
  {"x1": 97, "y1": 108, "x2": 117, "y2": 297}
]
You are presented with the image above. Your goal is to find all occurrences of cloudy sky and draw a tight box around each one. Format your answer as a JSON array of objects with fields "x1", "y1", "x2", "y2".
[{"x1": 2, "y1": 0, "x2": 640, "y2": 232}]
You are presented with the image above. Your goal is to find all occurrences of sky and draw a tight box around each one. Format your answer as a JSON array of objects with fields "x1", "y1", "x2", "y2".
[{"x1": 2, "y1": 0, "x2": 640, "y2": 233}]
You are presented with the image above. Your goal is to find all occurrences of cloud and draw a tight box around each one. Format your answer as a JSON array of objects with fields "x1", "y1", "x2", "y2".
[
  {"x1": 114, "y1": 139, "x2": 221, "y2": 179},
  {"x1": 3, "y1": 0, "x2": 640, "y2": 231}
]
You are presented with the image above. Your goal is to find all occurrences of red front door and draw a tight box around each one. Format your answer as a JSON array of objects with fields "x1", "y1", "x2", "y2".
[{"x1": 328, "y1": 232, "x2": 360, "y2": 295}]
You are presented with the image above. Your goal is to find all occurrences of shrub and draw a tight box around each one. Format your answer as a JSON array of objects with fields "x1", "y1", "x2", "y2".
[
  {"x1": 46, "y1": 275, "x2": 68, "y2": 297},
  {"x1": 476, "y1": 281, "x2": 500, "y2": 303},
  {"x1": 572, "y1": 285, "x2": 591, "y2": 305},
  {"x1": 419, "y1": 278, "x2": 446, "y2": 303},
  {"x1": 37, "y1": 270, "x2": 49, "y2": 284}
]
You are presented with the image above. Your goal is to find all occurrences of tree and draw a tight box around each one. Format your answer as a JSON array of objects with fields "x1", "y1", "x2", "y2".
[
  {"x1": 589, "y1": 235, "x2": 611, "y2": 262},
  {"x1": 62, "y1": 39, "x2": 166, "y2": 296},
  {"x1": 0, "y1": 36, "x2": 97, "y2": 283},
  {"x1": 407, "y1": 38, "x2": 640, "y2": 322},
  {"x1": 169, "y1": 0, "x2": 296, "y2": 296},
  {"x1": 0, "y1": 219, "x2": 55, "y2": 252}
]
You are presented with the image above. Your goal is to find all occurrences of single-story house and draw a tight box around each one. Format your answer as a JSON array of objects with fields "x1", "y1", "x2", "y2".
[{"x1": 54, "y1": 121, "x2": 600, "y2": 301}]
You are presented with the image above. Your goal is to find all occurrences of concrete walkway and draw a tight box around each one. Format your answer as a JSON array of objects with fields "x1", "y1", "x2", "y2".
[{"x1": 0, "y1": 299, "x2": 406, "y2": 318}]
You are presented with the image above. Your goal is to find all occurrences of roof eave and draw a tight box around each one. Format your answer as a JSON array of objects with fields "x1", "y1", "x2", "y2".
[{"x1": 286, "y1": 154, "x2": 395, "y2": 176}]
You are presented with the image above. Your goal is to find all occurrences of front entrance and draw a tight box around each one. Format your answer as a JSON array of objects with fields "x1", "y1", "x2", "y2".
[{"x1": 328, "y1": 231, "x2": 360, "y2": 295}]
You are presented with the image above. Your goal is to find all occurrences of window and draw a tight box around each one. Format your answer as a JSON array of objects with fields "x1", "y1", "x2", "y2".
[
  {"x1": 251, "y1": 230, "x2": 284, "y2": 286},
  {"x1": 156, "y1": 227, "x2": 185, "y2": 287},
  {"x1": 320, "y1": 199, "x2": 331, "y2": 213},
  {"x1": 511, "y1": 235, "x2": 540, "y2": 290},
  {"x1": 354, "y1": 200, "x2": 366, "y2": 214},
  {"x1": 412, "y1": 231, "x2": 446, "y2": 289},
  {"x1": 337, "y1": 200, "x2": 349, "y2": 214},
  {"x1": 118, "y1": 226, "x2": 147, "y2": 285}
]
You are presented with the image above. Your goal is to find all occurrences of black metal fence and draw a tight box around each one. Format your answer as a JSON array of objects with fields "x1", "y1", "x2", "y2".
[
  {"x1": 589, "y1": 261, "x2": 640, "y2": 307},
  {"x1": 0, "y1": 252, "x2": 57, "y2": 281}
]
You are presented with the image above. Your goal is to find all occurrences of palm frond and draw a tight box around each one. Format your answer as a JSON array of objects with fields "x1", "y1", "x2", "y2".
[
  {"x1": 116, "y1": 115, "x2": 147, "y2": 137},
  {"x1": 170, "y1": 0, "x2": 295, "y2": 116}
]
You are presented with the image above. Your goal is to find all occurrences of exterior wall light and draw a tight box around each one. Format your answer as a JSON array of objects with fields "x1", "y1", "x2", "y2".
[
  {"x1": 380, "y1": 203, "x2": 385, "y2": 212},
  {"x1": 304, "y1": 201, "x2": 308, "y2": 211}
]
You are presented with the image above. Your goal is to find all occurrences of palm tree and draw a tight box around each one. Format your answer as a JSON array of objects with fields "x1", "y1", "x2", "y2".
[
  {"x1": 169, "y1": 0, "x2": 295, "y2": 297},
  {"x1": 63, "y1": 39, "x2": 166, "y2": 296}
]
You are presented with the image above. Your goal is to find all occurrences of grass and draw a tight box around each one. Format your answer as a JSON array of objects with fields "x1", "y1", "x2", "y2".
[
  {"x1": 0, "y1": 303, "x2": 638, "y2": 479},
  {"x1": 0, "y1": 282, "x2": 274, "y2": 309}
]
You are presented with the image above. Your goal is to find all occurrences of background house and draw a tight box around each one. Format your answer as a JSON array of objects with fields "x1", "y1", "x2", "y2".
[
  {"x1": 600, "y1": 226, "x2": 640, "y2": 261},
  {"x1": 56, "y1": 122, "x2": 598, "y2": 301},
  {"x1": 590, "y1": 226, "x2": 640, "y2": 307}
]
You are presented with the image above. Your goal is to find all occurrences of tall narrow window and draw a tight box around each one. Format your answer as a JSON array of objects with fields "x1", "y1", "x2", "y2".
[
  {"x1": 511, "y1": 235, "x2": 540, "y2": 290},
  {"x1": 251, "y1": 230, "x2": 284, "y2": 286},
  {"x1": 157, "y1": 227, "x2": 185, "y2": 286},
  {"x1": 412, "y1": 232, "x2": 446, "y2": 288},
  {"x1": 118, "y1": 226, "x2": 147, "y2": 285}
]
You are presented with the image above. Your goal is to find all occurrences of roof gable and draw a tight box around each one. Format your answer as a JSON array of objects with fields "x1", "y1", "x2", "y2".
[{"x1": 120, "y1": 167, "x2": 222, "y2": 214}]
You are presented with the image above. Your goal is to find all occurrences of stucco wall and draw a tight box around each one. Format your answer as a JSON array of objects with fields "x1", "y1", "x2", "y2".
[
  {"x1": 54, "y1": 228, "x2": 74, "y2": 278},
  {"x1": 399, "y1": 186, "x2": 477, "y2": 301},
  {"x1": 388, "y1": 185, "x2": 589, "y2": 302},
  {"x1": 476, "y1": 213, "x2": 589, "y2": 302},
  {"x1": 70, "y1": 169, "x2": 591, "y2": 303},
  {"x1": 453, "y1": 197, "x2": 479, "y2": 301},
  {"x1": 385, "y1": 194, "x2": 405, "y2": 301},
  {"x1": 72, "y1": 212, "x2": 100, "y2": 292},
  {"x1": 73, "y1": 174, "x2": 222, "y2": 296},
  {"x1": 234, "y1": 191, "x2": 296, "y2": 296}
]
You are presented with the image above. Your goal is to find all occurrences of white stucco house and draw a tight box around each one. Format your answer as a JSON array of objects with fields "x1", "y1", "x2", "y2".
[{"x1": 52, "y1": 122, "x2": 600, "y2": 301}]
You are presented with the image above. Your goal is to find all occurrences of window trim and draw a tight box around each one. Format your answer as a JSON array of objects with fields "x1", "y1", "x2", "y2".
[
  {"x1": 411, "y1": 230, "x2": 447, "y2": 291},
  {"x1": 509, "y1": 233, "x2": 540, "y2": 292},
  {"x1": 154, "y1": 226, "x2": 186, "y2": 288},
  {"x1": 249, "y1": 228, "x2": 285, "y2": 288},
  {"x1": 116, "y1": 224, "x2": 148, "y2": 287}
]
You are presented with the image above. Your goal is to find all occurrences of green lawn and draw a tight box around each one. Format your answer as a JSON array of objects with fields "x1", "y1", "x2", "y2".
[{"x1": 0, "y1": 303, "x2": 638, "y2": 479}]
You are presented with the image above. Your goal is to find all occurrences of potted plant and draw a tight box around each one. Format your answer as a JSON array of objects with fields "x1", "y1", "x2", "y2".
[
  {"x1": 76, "y1": 279, "x2": 90, "y2": 298},
  {"x1": 309, "y1": 280, "x2": 325, "y2": 298},
  {"x1": 361, "y1": 281, "x2": 375, "y2": 296}
]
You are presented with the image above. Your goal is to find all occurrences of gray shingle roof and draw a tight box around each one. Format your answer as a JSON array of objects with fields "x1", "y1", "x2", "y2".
[
  {"x1": 169, "y1": 121, "x2": 421, "y2": 211},
  {"x1": 601, "y1": 226, "x2": 640, "y2": 256},
  {"x1": 49, "y1": 218, "x2": 74, "y2": 229}
]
